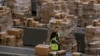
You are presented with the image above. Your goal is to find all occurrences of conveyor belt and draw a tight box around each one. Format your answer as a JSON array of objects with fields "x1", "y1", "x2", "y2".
[{"x1": 0, "y1": 45, "x2": 35, "y2": 56}]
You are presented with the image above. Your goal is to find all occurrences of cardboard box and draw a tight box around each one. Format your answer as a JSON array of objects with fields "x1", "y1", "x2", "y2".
[
  {"x1": 13, "y1": 19, "x2": 21, "y2": 26},
  {"x1": 72, "y1": 52, "x2": 81, "y2": 56},
  {"x1": 5, "y1": 35, "x2": 16, "y2": 46},
  {"x1": 0, "y1": 32, "x2": 8, "y2": 39},
  {"x1": 94, "y1": 32, "x2": 100, "y2": 37},
  {"x1": 7, "y1": 28, "x2": 24, "y2": 38},
  {"x1": 35, "y1": 44, "x2": 51, "y2": 56},
  {"x1": 8, "y1": 28, "x2": 22, "y2": 35},
  {"x1": 96, "y1": 22, "x2": 100, "y2": 26},
  {"x1": 16, "y1": 39, "x2": 23, "y2": 47},
  {"x1": 7, "y1": 28, "x2": 24, "y2": 41},
  {"x1": 86, "y1": 28, "x2": 94, "y2": 33},
  {"x1": 89, "y1": 41, "x2": 100, "y2": 48},
  {"x1": 85, "y1": 33, "x2": 94, "y2": 38},
  {"x1": 23, "y1": 21, "x2": 27, "y2": 27}
]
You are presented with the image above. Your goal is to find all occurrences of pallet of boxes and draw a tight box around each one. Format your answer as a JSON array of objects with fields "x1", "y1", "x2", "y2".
[
  {"x1": 85, "y1": 19, "x2": 100, "y2": 55},
  {"x1": 0, "y1": 6, "x2": 23, "y2": 47},
  {"x1": 8, "y1": 0, "x2": 32, "y2": 22},
  {"x1": 0, "y1": 28, "x2": 24, "y2": 47}
]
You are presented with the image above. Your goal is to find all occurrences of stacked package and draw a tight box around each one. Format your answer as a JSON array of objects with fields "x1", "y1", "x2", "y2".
[
  {"x1": 49, "y1": 15, "x2": 77, "y2": 37},
  {"x1": 85, "y1": 20, "x2": 100, "y2": 55},
  {"x1": 40, "y1": 2, "x2": 55, "y2": 23},
  {"x1": 94, "y1": 4, "x2": 100, "y2": 18},
  {"x1": 75, "y1": 1, "x2": 96, "y2": 27},
  {"x1": 0, "y1": 28, "x2": 24, "y2": 47},
  {"x1": 7, "y1": 28, "x2": 23, "y2": 47},
  {"x1": 8, "y1": 0, "x2": 32, "y2": 20},
  {"x1": 60, "y1": 37, "x2": 77, "y2": 52},
  {"x1": 0, "y1": 6, "x2": 13, "y2": 32},
  {"x1": 85, "y1": 19, "x2": 100, "y2": 42},
  {"x1": 23, "y1": 18, "x2": 45, "y2": 28},
  {"x1": 67, "y1": 0, "x2": 77, "y2": 15},
  {"x1": 37, "y1": 0, "x2": 67, "y2": 23},
  {"x1": 13, "y1": 18, "x2": 46, "y2": 28}
]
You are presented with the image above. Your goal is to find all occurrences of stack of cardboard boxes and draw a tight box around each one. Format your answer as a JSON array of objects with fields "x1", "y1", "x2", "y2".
[
  {"x1": 37, "y1": 0, "x2": 67, "y2": 23},
  {"x1": 8, "y1": 0, "x2": 32, "y2": 20},
  {"x1": 40, "y1": 2, "x2": 54, "y2": 23},
  {"x1": 23, "y1": 18, "x2": 45, "y2": 28},
  {"x1": 0, "y1": 6, "x2": 13, "y2": 32},
  {"x1": 13, "y1": 18, "x2": 45, "y2": 28},
  {"x1": 48, "y1": 15, "x2": 77, "y2": 37},
  {"x1": 0, "y1": 28, "x2": 24, "y2": 47},
  {"x1": 67, "y1": 0, "x2": 76, "y2": 15},
  {"x1": 94, "y1": 4, "x2": 100, "y2": 18},
  {"x1": 85, "y1": 19, "x2": 100, "y2": 55},
  {"x1": 7, "y1": 28, "x2": 24, "y2": 47}
]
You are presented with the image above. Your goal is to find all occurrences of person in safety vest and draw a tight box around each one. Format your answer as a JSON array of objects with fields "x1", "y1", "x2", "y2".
[
  {"x1": 50, "y1": 27, "x2": 60, "y2": 51},
  {"x1": 54, "y1": 27, "x2": 61, "y2": 39}
]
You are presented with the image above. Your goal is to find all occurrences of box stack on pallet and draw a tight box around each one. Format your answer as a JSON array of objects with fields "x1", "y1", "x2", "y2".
[
  {"x1": 94, "y1": 4, "x2": 100, "y2": 18},
  {"x1": 37, "y1": 0, "x2": 67, "y2": 23},
  {"x1": 67, "y1": 0, "x2": 76, "y2": 15},
  {"x1": 48, "y1": 15, "x2": 77, "y2": 37},
  {"x1": 13, "y1": 17, "x2": 46, "y2": 28},
  {"x1": 8, "y1": 0, "x2": 32, "y2": 21},
  {"x1": 85, "y1": 19, "x2": 100, "y2": 55},
  {"x1": 0, "y1": 28, "x2": 24, "y2": 47},
  {"x1": 7, "y1": 28, "x2": 24, "y2": 47},
  {"x1": 0, "y1": 6, "x2": 24, "y2": 47},
  {"x1": 77, "y1": 0, "x2": 100, "y2": 28},
  {"x1": 0, "y1": 6, "x2": 13, "y2": 32}
]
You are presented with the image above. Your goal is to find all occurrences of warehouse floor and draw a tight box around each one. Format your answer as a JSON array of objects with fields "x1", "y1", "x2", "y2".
[{"x1": 0, "y1": 45, "x2": 35, "y2": 56}]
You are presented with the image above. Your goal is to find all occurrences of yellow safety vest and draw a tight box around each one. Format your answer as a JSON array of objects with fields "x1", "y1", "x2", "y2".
[{"x1": 50, "y1": 37, "x2": 59, "y2": 51}]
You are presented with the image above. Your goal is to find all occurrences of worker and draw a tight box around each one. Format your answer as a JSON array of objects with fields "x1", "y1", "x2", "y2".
[
  {"x1": 50, "y1": 32, "x2": 60, "y2": 51},
  {"x1": 50, "y1": 27, "x2": 61, "y2": 51},
  {"x1": 54, "y1": 27, "x2": 61, "y2": 39}
]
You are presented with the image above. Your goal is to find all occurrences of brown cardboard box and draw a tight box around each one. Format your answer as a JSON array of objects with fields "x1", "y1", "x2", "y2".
[
  {"x1": 96, "y1": 22, "x2": 100, "y2": 26},
  {"x1": 72, "y1": 52, "x2": 81, "y2": 56},
  {"x1": 0, "y1": 32, "x2": 8, "y2": 39},
  {"x1": 7, "y1": 28, "x2": 24, "y2": 38},
  {"x1": 89, "y1": 41, "x2": 100, "y2": 48},
  {"x1": 16, "y1": 39, "x2": 23, "y2": 47},
  {"x1": 94, "y1": 32, "x2": 100, "y2": 37},
  {"x1": 86, "y1": 28, "x2": 94, "y2": 33},
  {"x1": 23, "y1": 21, "x2": 27, "y2": 27},
  {"x1": 85, "y1": 33, "x2": 94, "y2": 38},
  {"x1": 13, "y1": 19, "x2": 21, "y2": 26},
  {"x1": 5, "y1": 35, "x2": 16, "y2": 46},
  {"x1": 35, "y1": 44, "x2": 51, "y2": 56},
  {"x1": 8, "y1": 28, "x2": 22, "y2": 35},
  {"x1": 7, "y1": 28, "x2": 24, "y2": 42},
  {"x1": 0, "y1": 32, "x2": 8, "y2": 45}
]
